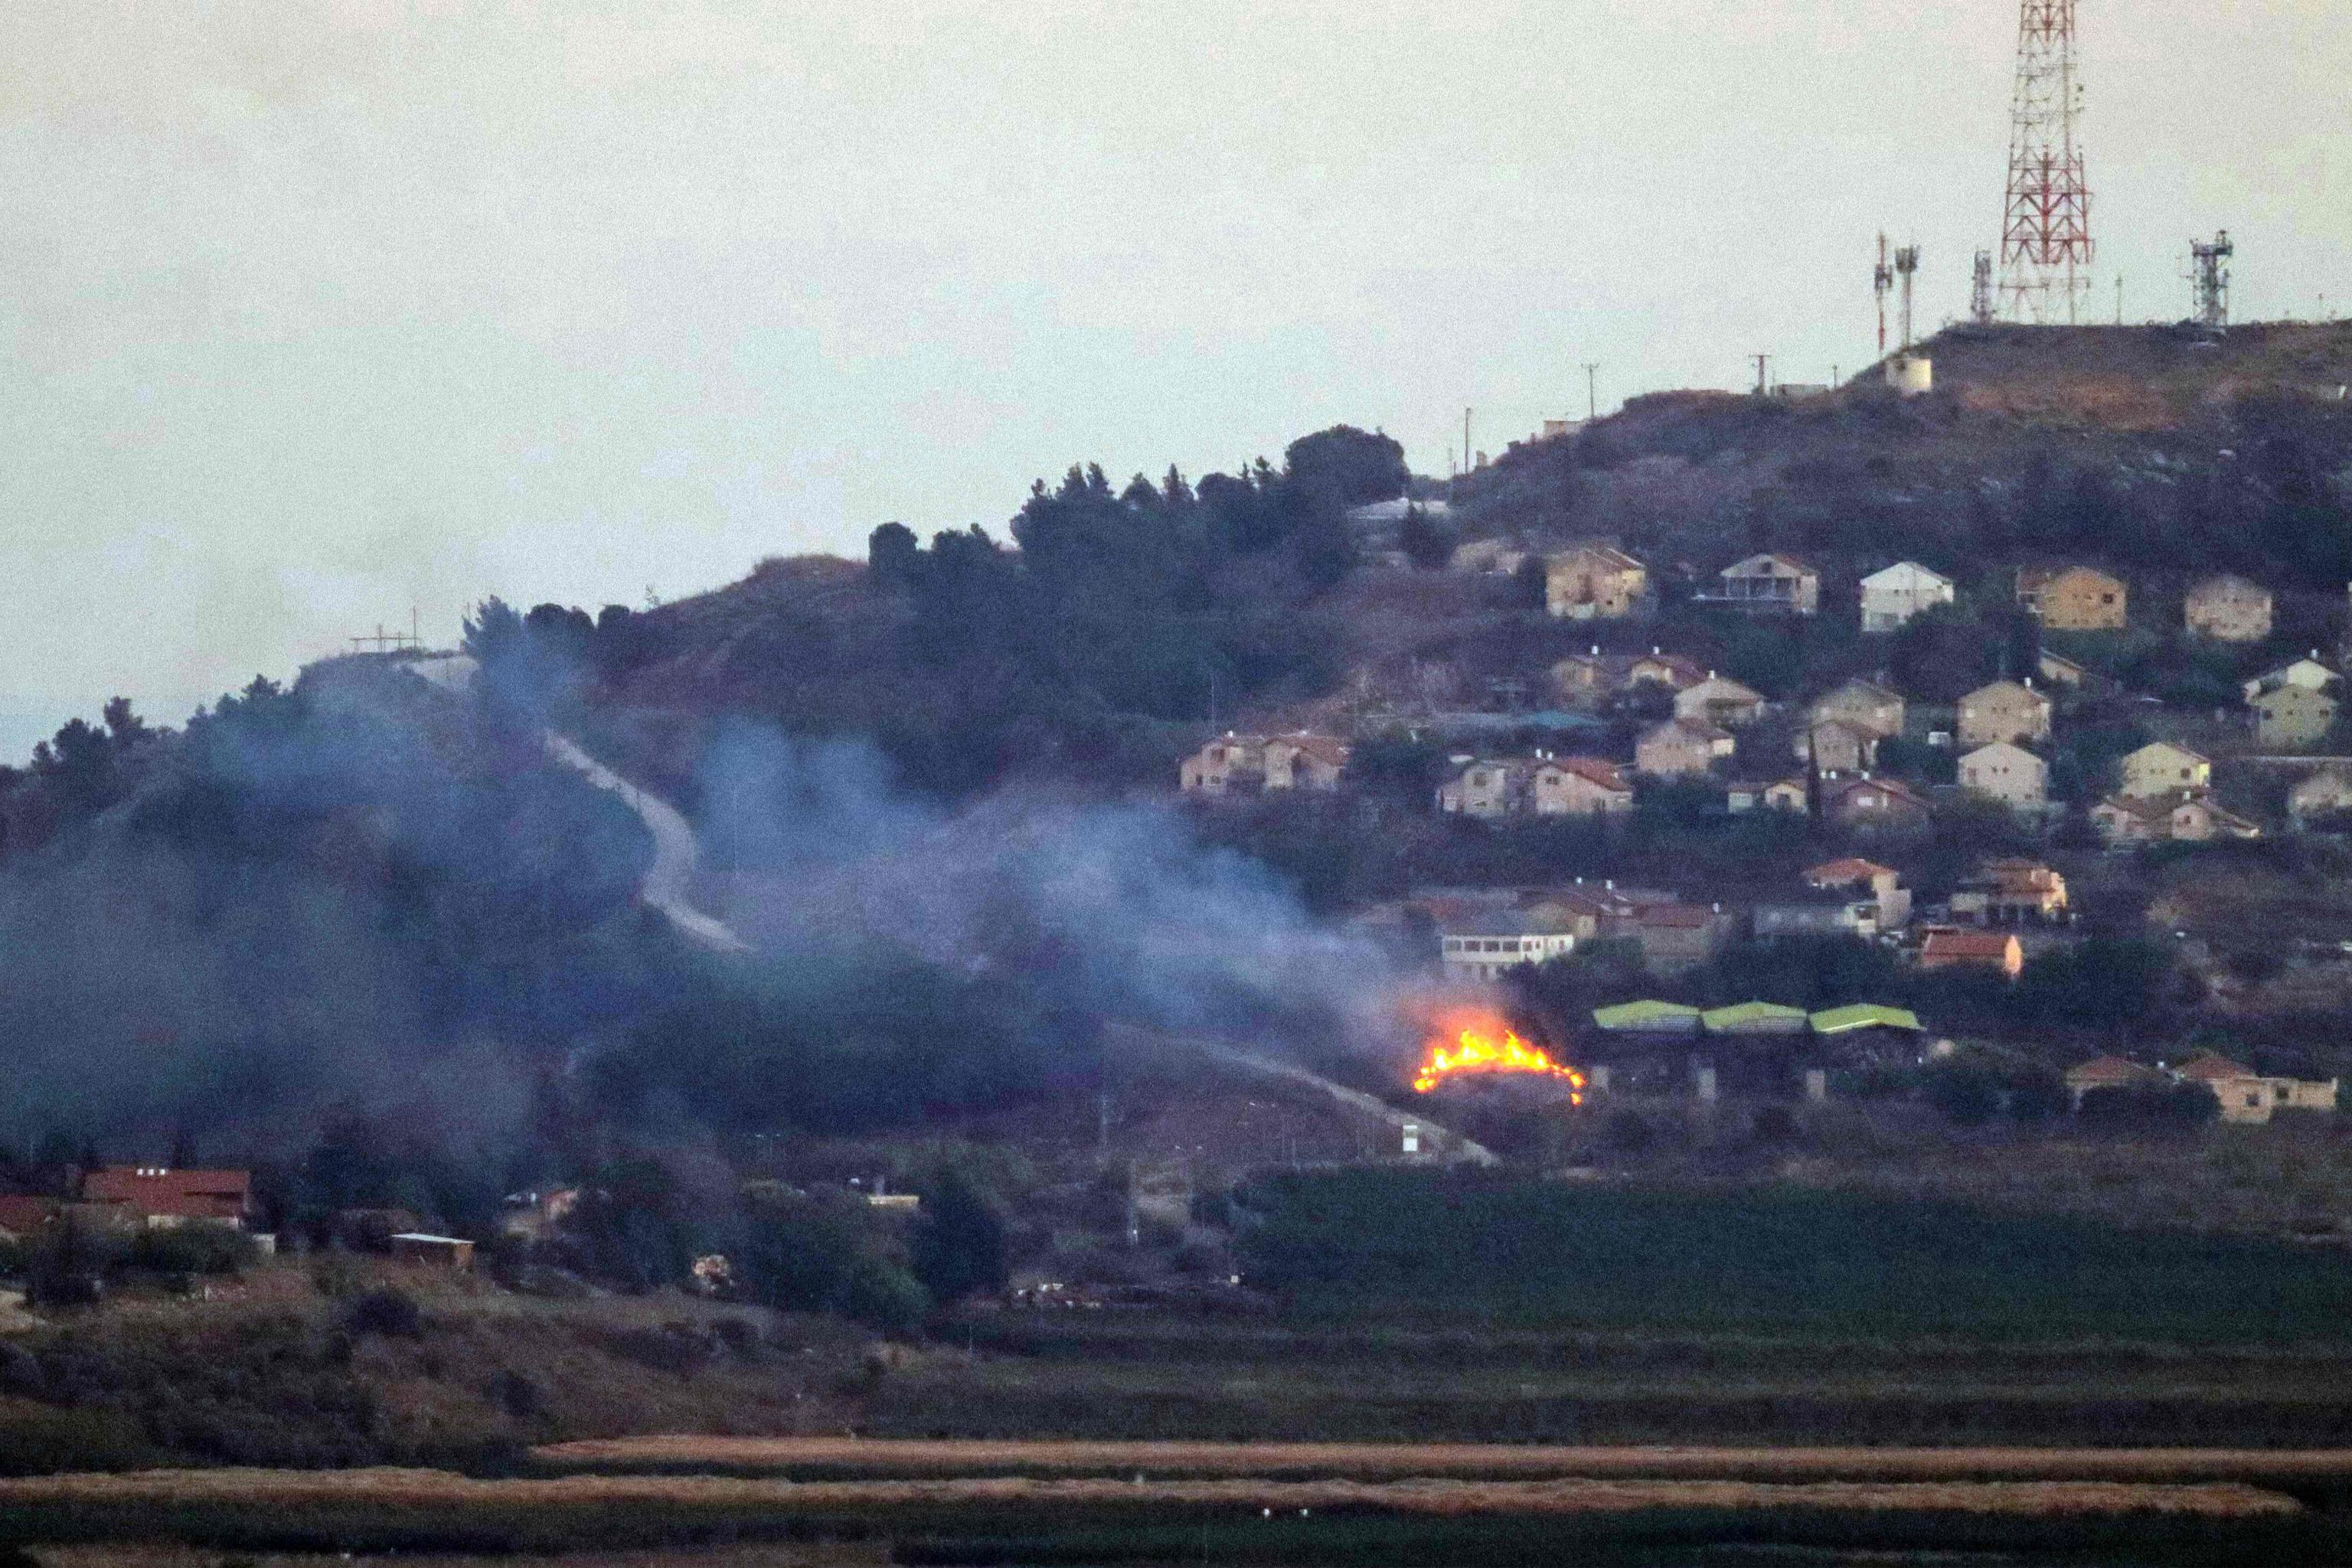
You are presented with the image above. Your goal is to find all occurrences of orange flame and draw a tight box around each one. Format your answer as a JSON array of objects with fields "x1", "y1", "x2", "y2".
[{"x1": 1412, "y1": 1026, "x2": 1586, "y2": 1104}]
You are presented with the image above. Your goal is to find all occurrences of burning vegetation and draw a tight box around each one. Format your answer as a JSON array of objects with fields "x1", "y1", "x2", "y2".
[{"x1": 1411, "y1": 1021, "x2": 1586, "y2": 1103}]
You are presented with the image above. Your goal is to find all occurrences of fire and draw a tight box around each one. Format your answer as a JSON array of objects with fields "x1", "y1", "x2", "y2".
[{"x1": 1412, "y1": 1026, "x2": 1586, "y2": 1103}]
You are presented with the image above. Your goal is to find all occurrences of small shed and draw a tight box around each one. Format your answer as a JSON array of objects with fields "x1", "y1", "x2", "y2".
[{"x1": 389, "y1": 1233, "x2": 476, "y2": 1269}]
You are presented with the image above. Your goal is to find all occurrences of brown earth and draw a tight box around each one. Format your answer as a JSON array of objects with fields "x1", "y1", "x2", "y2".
[
  {"x1": 532, "y1": 1434, "x2": 2352, "y2": 1489},
  {"x1": 0, "y1": 1465, "x2": 2305, "y2": 1521}
]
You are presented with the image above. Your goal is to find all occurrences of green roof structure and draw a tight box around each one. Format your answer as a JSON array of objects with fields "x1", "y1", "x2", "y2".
[
  {"x1": 1592, "y1": 1000, "x2": 1704, "y2": 1033},
  {"x1": 1700, "y1": 1001, "x2": 1811, "y2": 1035},
  {"x1": 1808, "y1": 1003, "x2": 1923, "y2": 1035}
]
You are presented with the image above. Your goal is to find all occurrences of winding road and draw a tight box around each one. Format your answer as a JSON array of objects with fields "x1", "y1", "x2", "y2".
[{"x1": 408, "y1": 654, "x2": 747, "y2": 953}]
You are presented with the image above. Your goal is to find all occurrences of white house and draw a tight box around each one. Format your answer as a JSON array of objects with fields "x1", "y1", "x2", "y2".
[
  {"x1": 1958, "y1": 741, "x2": 2048, "y2": 811},
  {"x1": 1859, "y1": 563, "x2": 1955, "y2": 633},
  {"x1": 2245, "y1": 655, "x2": 2337, "y2": 704},
  {"x1": 1439, "y1": 909, "x2": 1579, "y2": 982}
]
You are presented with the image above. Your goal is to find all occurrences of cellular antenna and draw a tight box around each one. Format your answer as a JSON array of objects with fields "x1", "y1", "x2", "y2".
[
  {"x1": 1894, "y1": 244, "x2": 1922, "y2": 351},
  {"x1": 1873, "y1": 234, "x2": 1895, "y2": 356},
  {"x1": 1998, "y1": 1, "x2": 2094, "y2": 323},
  {"x1": 2189, "y1": 230, "x2": 2234, "y2": 329},
  {"x1": 1971, "y1": 250, "x2": 1996, "y2": 325}
]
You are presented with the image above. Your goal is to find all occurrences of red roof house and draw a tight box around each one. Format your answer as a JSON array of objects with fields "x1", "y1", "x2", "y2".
[
  {"x1": 1917, "y1": 928, "x2": 2024, "y2": 978},
  {"x1": 81, "y1": 1167, "x2": 254, "y2": 1230}
]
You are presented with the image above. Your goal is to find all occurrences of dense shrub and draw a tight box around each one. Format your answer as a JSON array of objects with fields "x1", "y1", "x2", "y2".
[{"x1": 338, "y1": 1288, "x2": 424, "y2": 1339}]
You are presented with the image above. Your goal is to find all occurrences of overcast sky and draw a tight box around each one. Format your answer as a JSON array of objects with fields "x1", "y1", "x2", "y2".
[{"x1": 2, "y1": 1, "x2": 2347, "y2": 757}]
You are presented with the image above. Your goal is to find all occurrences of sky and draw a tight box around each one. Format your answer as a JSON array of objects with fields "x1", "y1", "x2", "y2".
[{"x1": 2, "y1": 1, "x2": 2348, "y2": 758}]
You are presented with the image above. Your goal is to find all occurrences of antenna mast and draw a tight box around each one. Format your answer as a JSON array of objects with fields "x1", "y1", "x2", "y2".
[
  {"x1": 1873, "y1": 234, "x2": 1894, "y2": 356},
  {"x1": 1894, "y1": 244, "x2": 1921, "y2": 351},
  {"x1": 1971, "y1": 250, "x2": 1995, "y2": 325},
  {"x1": 2188, "y1": 230, "x2": 2234, "y2": 329},
  {"x1": 1998, "y1": 1, "x2": 2094, "y2": 324}
]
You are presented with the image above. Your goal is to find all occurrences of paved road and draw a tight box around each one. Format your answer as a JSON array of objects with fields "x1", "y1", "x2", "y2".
[
  {"x1": 540, "y1": 731, "x2": 746, "y2": 952},
  {"x1": 407, "y1": 654, "x2": 746, "y2": 953}
]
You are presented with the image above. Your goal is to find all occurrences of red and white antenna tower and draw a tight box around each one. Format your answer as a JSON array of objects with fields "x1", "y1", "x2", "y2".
[{"x1": 1998, "y1": 1, "x2": 2093, "y2": 324}]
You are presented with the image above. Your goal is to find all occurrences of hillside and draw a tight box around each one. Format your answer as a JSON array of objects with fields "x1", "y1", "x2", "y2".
[{"x1": 1453, "y1": 321, "x2": 2352, "y2": 595}]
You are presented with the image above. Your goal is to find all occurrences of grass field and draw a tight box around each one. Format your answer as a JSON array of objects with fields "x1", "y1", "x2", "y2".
[
  {"x1": 1235, "y1": 1170, "x2": 2352, "y2": 1343},
  {"x1": 0, "y1": 1462, "x2": 2329, "y2": 1563}
]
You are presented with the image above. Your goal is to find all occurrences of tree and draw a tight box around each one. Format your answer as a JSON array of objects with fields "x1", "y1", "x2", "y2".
[
  {"x1": 912, "y1": 1165, "x2": 1008, "y2": 1305},
  {"x1": 867, "y1": 521, "x2": 921, "y2": 586},
  {"x1": 1399, "y1": 505, "x2": 1454, "y2": 570},
  {"x1": 738, "y1": 1190, "x2": 929, "y2": 1331},
  {"x1": 1511, "y1": 554, "x2": 1550, "y2": 614},
  {"x1": 1282, "y1": 426, "x2": 1408, "y2": 508},
  {"x1": 462, "y1": 596, "x2": 525, "y2": 660},
  {"x1": 1923, "y1": 1060, "x2": 2003, "y2": 1128}
]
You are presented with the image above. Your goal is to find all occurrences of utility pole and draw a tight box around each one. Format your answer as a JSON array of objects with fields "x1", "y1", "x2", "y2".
[
  {"x1": 1581, "y1": 362, "x2": 1601, "y2": 421},
  {"x1": 1753, "y1": 354, "x2": 1772, "y2": 396},
  {"x1": 1463, "y1": 407, "x2": 1473, "y2": 472},
  {"x1": 2115, "y1": 273, "x2": 2124, "y2": 325}
]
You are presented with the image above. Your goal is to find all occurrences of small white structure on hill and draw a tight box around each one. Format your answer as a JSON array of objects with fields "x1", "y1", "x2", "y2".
[{"x1": 1858, "y1": 563, "x2": 1955, "y2": 632}]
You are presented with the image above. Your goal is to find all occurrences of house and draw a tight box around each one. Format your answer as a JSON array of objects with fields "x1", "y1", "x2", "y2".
[
  {"x1": 2017, "y1": 566, "x2": 2127, "y2": 631},
  {"x1": 1674, "y1": 675, "x2": 1766, "y2": 728},
  {"x1": 2118, "y1": 741, "x2": 2210, "y2": 799},
  {"x1": 2063, "y1": 1054, "x2": 2158, "y2": 1108},
  {"x1": 1756, "y1": 859, "x2": 1908, "y2": 939},
  {"x1": 2092, "y1": 792, "x2": 2263, "y2": 845},
  {"x1": 1530, "y1": 757, "x2": 1635, "y2": 816},
  {"x1": 1713, "y1": 553, "x2": 1820, "y2": 614},
  {"x1": 1753, "y1": 889, "x2": 1883, "y2": 941},
  {"x1": 1818, "y1": 773, "x2": 1933, "y2": 834},
  {"x1": 0, "y1": 1196, "x2": 60, "y2": 1246},
  {"x1": 1859, "y1": 562, "x2": 1955, "y2": 632},
  {"x1": 1917, "y1": 928, "x2": 2024, "y2": 978},
  {"x1": 1727, "y1": 777, "x2": 1810, "y2": 814},
  {"x1": 1628, "y1": 650, "x2": 1708, "y2": 691},
  {"x1": 1950, "y1": 858, "x2": 2069, "y2": 925},
  {"x1": 2037, "y1": 650, "x2": 2089, "y2": 688},
  {"x1": 500, "y1": 1187, "x2": 580, "y2": 1240},
  {"x1": 1437, "y1": 758, "x2": 1523, "y2": 818},
  {"x1": 2184, "y1": 574, "x2": 2273, "y2": 642},
  {"x1": 1807, "y1": 857, "x2": 1912, "y2": 928},
  {"x1": 1955, "y1": 681, "x2": 2053, "y2": 746},
  {"x1": 1958, "y1": 741, "x2": 2048, "y2": 811},
  {"x1": 1449, "y1": 537, "x2": 1527, "y2": 574},
  {"x1": 1550, "y1": 648, "x2": 1707, "y2": 707},
  {"x1": 2289, "y1": 767, "x2": 2352, "y2": 825},
  {"x1": 1550, "y1": 650, "x2": 1621, "y2": 704},
  {"x1": 1545, "y1": 544, "x2": 1647, "y2": 620},
  {"x1": 1808, "y1": 678, "x2": 1906, "y2": 740},
  {"x1": 2172, "y1": 1053, "x2": 2339, "y2": 1125},
  {"x1": 2252, "y1": 684, "x2": 2339, "y2": 750},
  {"x1": 1264, "y1": 734, "x2": 1351, "y2": 790},
  {"x1": 2245, "y1": 655, "x2": 2336, "y2": 703},
  {"x1": 1179, "y1": 732, "x2": 1349, "y2": 795},
  {"x1": 1796, "y1": 718, "x2": 1881, "y2": 775},
  {"x1": 1636, "y1": 718, "x2": 1733, "y2": 778},
  {"x1": 1622, "y1": 902, "x2": 1735, "y2": 972},
  {"x1": 80, "y1": 1166, "x2": 254, "y2": 1231},
  {"x1": 1438, "y1": 907, "x2": 1579, "y2": 981}
]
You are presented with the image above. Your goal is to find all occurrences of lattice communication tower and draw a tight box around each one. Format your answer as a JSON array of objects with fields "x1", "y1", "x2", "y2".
[
  {"x1": 1970, "y1": 250, "x2": 1996, "y2": 325},
  {"x1": 1998, "y1": 2, "x2": 2093, "y2": 323},
  {"x1": 2188, "y1": 230, "x2": 2233, "y2": 329}
]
